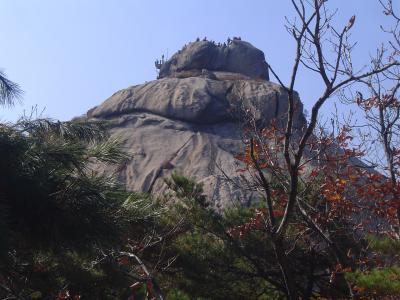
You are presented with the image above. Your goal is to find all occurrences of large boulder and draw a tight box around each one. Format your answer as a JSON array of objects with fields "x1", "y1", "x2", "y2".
[
  {"x1": 81, "y1": 39, "x2": 308, "y2": 209},
  {"x1": 87, "y1": 75, "x2": 306, "y2": 210},
  {"x1": 88, "y1": 77, "x2": 303, "y2": 126},
  {"x1": 158, "y1": 39, "x2": 270, "y2": 80}
]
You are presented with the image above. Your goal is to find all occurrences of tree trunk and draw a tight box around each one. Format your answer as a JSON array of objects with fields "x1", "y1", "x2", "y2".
[{"x1": 273, "y1": 238, "x2": 299, "y2": 300}]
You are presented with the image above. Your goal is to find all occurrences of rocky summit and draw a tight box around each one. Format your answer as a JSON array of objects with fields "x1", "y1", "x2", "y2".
[
  {"x1": 158, "y1": 38, "x2": 270, "y2": 80},
  {"x1": 85, "y1": 39, "x2": 306, "y2": 209}
]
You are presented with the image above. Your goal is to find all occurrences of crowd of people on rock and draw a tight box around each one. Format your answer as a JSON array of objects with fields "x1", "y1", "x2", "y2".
[
  {"x1": 194, "y1": 36, "x2": 242, "y2": 47},
  {"x1": 178, "y1": 37, "x2": 243, "y2": 53}
]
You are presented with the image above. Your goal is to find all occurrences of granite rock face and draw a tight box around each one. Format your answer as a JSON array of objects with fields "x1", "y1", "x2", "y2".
[
  {"x1": 159, "y1": 40, "x2": 270, "y2": 80},
  {"x1": 88, "y1": 77, "x2": 304, "y2": 127},
  {"x1": 85, "y1": 40, "x2": 306, "y2": 209}
]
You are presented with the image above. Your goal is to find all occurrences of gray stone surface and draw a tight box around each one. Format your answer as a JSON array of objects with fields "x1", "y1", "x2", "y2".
[
  {"x1": 159, "y1": 40, "x2": 270, "y2": 80},
  {"x1": 88, "y1": 77, "x2": 304, "y2": 127},
  {"x1": 87, "y1": 76, "x2": 306, "y2": 209},
  {"x1": 82, "y1": 39, "x2": 310, "y2": 208}
]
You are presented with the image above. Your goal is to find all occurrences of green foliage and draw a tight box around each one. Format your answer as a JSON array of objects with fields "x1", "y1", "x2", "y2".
[
  {"x1": 14, "y1": 118, "x2": 109, "y2": 142},
  {"x1": 160, "y1": 174, "x2": 387, "y2": 299},
  {"x1": 1, "y1": 72, "x2": 398, "y2": 299},
  {"x1": 166, "y1": 289, "x2": 192, "y2": 300},
  {"x1": 346, "y1": 267, "x2": 400, "y2": 297},
  {"x1": 0, "y1": 119, "x2": 127, "y2": 248},
  {"x1": 344, "y1": 236, "x2": 400, "y2": 298},
  {"x1": 367, "y1": 235, "x2": 400, "y2": 254},
  {"x1": 0, "y1": 70, "x2": 22, "y2": 106},
  {"x1": 0, "y1": 116, "x2": 167, "y2": 299},
  {"x1": 161, "y1": 173, "x2": 286, "y2": 299}
]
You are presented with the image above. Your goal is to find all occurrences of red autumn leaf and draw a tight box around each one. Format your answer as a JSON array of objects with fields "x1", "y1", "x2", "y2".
[
  {"x1": 387, "y1": 206, "x2": 397, "y2": 217},
  {"x1": 117, "y1": 256, "x2": 130, "y2": 266},
  {"x1": 57, "y1": 291, "x2": 70, "y2": 300},
  {"x1": 146, "y1": 280, "x2": 154, "y2": 295},
  {"x1": 273, "y1": 209, "x2": 285, "y2": 217},
  {"x1": 310, "y1": 169, "x2": 318, "y2": 177}
]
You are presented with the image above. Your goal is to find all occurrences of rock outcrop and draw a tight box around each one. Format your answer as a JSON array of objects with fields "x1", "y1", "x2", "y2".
[
  {"x1": 158, "y1": 39, "x2": 270, "y2": 80},
  {"x1": 85, "y1": 39, "x2": 306, "y2": 209}
]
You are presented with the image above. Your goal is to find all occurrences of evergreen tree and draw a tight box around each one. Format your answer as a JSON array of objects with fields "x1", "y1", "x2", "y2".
[{"x1": 0, "y1": 73, "x2": 171, "y2": 299}]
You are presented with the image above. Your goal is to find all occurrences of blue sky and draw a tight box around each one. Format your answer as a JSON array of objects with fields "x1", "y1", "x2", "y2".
[{"x1": 0, "y1": 1, "x2": 395, "y2": 122}]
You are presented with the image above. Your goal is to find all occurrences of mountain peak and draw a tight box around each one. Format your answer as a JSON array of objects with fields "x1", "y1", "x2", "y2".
[{"x1": 157, "y1": 38, "x2": 270, "y2": 80}]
